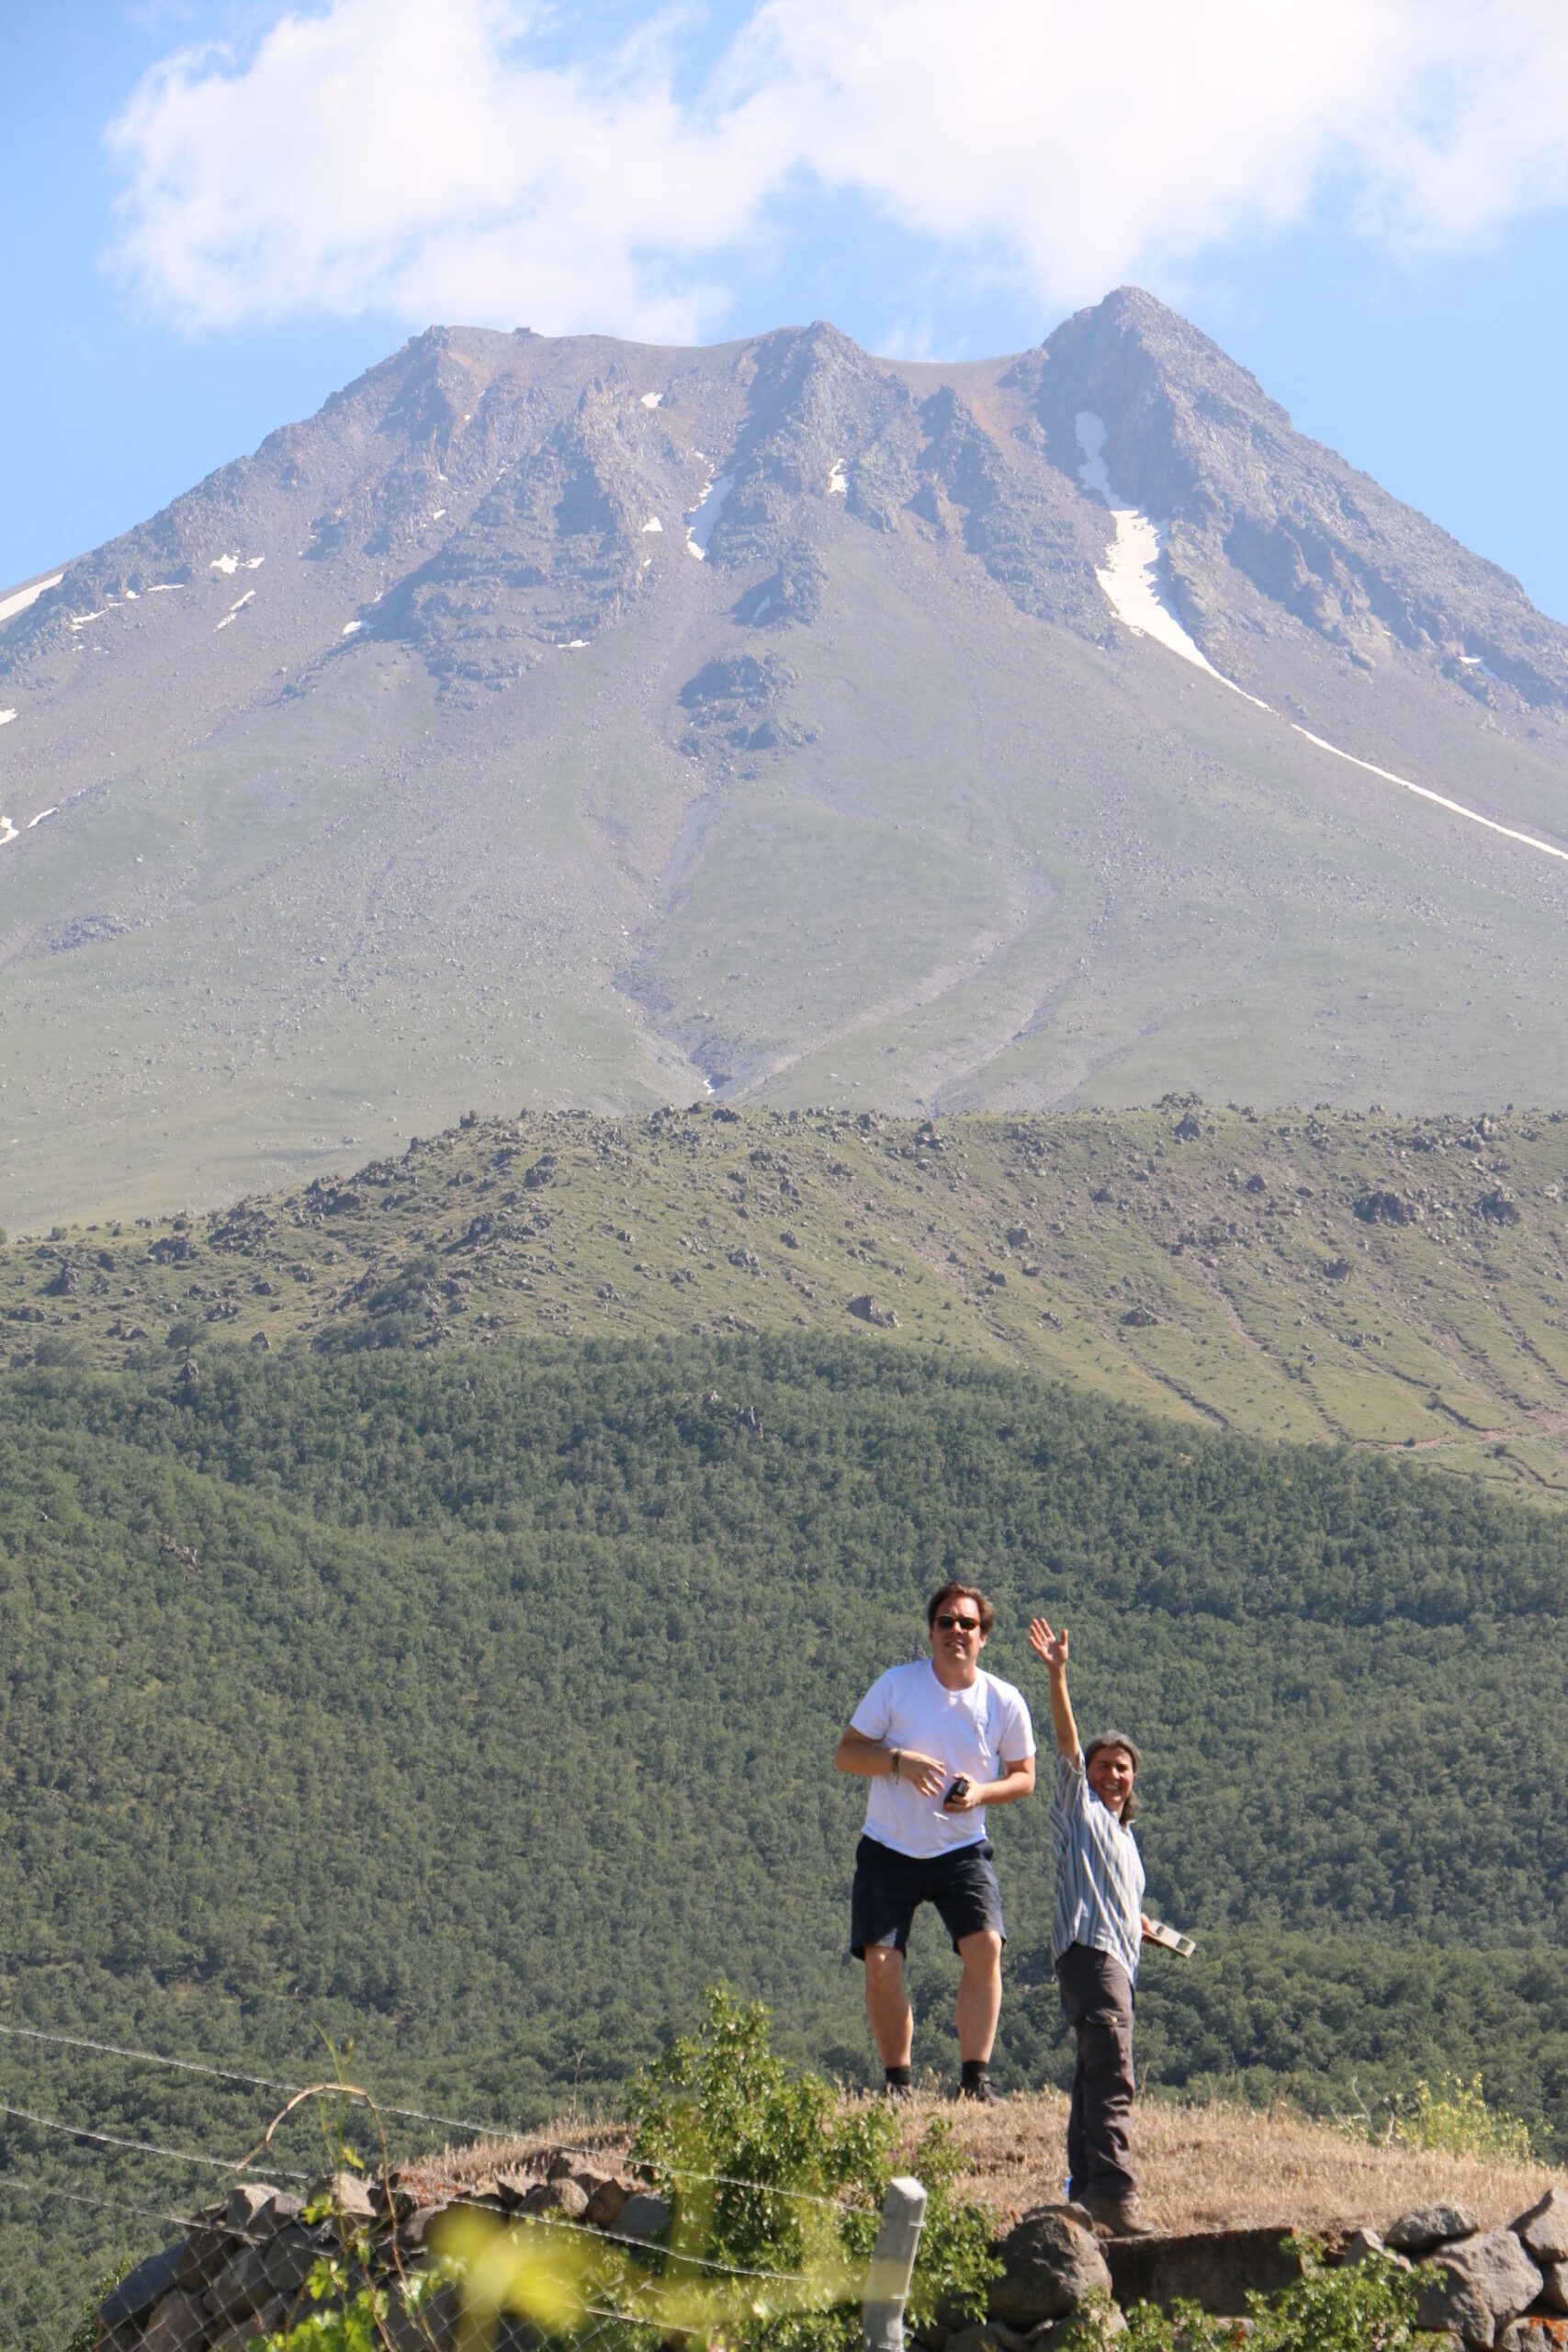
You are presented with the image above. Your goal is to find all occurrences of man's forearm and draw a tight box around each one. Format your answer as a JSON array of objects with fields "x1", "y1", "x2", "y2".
[
  {"x1": 835, "y1": 1727, "x2": 896, "y2": 1777},
  {"x1": 979, "y1": 1762, "x2": 1035, "y2": 1807},
  {"x1": 1047, "y1": 1665, "x2": 1079, "y2": 1759}
]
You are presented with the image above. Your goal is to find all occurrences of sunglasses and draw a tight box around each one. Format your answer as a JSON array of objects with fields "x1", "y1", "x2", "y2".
[{"x1": 933, "y1": 1613, "x2": 982, "y2": 1633}]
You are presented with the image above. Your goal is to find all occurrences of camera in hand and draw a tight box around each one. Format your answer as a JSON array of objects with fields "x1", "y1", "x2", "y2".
[{"x1": 943, "y1": 1776, "x2": 971, "y2": 1807}]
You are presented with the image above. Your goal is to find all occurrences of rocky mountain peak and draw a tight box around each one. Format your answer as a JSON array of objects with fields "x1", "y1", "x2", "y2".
[
  {"x1": 6, "y1": 292, "x2": 1568, "y2": 1231},
  {"x1": 1032, "y1": 288, "x2": 1568, "y2": 707}
]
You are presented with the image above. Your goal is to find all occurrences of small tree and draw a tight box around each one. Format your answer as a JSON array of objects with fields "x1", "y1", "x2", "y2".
[{"x1": 626, "y1": 1985, "x2": 998, "y2": 2352}]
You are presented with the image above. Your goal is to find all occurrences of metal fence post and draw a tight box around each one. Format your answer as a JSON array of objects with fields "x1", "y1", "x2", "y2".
[{"x1": 863, "y1": 2176, "x2": 928, "y2": 2352}]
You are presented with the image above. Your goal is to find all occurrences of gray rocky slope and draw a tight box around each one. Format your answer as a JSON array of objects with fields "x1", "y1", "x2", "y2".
[{"x1": 2, "y1": 288, "x2": 1567, "y2": 1225}]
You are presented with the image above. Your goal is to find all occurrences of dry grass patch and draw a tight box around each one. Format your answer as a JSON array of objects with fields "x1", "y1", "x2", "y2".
[
  {"x1": 938, "y1": 2090, "x2": 1565, "y2": 2235},
  {"x1": 402, "y1": 2094, "x2": 1562, "y2": 2242}
]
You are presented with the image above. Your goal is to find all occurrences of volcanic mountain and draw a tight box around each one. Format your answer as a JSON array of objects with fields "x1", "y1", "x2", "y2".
[{"x1": 3, "y1": 288, "x2": 1566, "y2": 1227}]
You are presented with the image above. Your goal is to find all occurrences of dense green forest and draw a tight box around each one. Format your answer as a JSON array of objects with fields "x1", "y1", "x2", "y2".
[{"x1": 2, "y1": 1333, "x2": 1567, "y2": 2334}]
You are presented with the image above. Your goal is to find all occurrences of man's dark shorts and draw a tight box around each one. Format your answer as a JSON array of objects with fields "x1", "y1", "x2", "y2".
[{"x1": 850, "y1": 1834, "x2": 1006, "y2": 1957}]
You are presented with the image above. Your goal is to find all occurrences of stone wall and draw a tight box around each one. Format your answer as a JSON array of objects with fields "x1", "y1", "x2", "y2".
[
  {"x1": 969, "y1": 2188, "x2": 1568, "y2": 2352},
  {"x1": 95, "y1": 2164, "x2": 1568, "y2": 2352}
]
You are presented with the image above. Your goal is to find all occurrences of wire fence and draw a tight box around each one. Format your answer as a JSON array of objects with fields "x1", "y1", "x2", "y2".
[{"x1": 0, "y1": 2024, "x2": 916, "y2": 2352}]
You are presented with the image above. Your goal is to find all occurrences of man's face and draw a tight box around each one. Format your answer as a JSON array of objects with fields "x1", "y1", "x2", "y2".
[
  {"x1": 1087, "y1": 1743, "x2": 1136, "y2": 1818},
  {"x1": 929, "y1": 1597, "x2": 987, "y2": 1673}
]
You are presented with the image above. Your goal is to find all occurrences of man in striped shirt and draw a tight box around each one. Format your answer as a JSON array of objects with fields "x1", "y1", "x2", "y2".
[{"x1": 1028, "y1": 1615, "x2": 1153, "y2": 2237}]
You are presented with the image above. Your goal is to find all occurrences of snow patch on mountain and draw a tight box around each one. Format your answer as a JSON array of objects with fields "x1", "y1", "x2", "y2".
[
  {"x1": 1291, "y1": 727, "x2": 1568, "y2": 866},
  {"x1": 1076, "y1": 413, "x2": 1273, "y2": 718},
  {"x1": 1076, "y1": 414, "x2": 1222, "y2": 672},
  {"x1": 684, "y1": 473, "x2": 734, "y2": 561},
  {"x1": 0, "y1": 709, "x2": 15, "y2": 727},
  {"x1": 0, "y1": 571, "x2": 63, "y2": 624}
]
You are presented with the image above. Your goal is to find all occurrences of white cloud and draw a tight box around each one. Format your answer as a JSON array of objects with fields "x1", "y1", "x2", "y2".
[{"x1": 106, "y1": 0, "x2": 1568, "y2": 339}]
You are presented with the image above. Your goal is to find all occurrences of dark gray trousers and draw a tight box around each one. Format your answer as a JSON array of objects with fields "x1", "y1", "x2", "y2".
[{"x1": 1055, "y1": 1942, "x2": 1136, "y2": 2201}]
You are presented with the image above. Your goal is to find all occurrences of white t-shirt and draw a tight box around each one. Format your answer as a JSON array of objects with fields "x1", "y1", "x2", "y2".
[{"x1": 851, "y1": 1660, "x2": 1036, "y2": 1860}]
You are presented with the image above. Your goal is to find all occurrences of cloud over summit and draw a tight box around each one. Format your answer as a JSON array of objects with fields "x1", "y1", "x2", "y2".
[{"x1": 107, "y1": 0, "x2": 1568, "y2": 343}]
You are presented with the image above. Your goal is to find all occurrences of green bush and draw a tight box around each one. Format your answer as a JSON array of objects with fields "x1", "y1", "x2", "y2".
[
  {"x1": 1390, "y1": 2074, "x2": 1533, "y2": 2163},
  {"x1": 626, "y1": 1986, "x2": 998, "y2": 2352},
  {"x1": 1333, "y1": 2070, "x2": 1533, "y2": 2163},
  {"x1": 1070, "y1": 2241, "x2": 1424, "y2": 2352}
]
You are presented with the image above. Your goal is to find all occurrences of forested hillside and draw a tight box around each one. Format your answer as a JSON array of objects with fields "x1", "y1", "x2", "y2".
[{"x1": 3, "y1": 1336, "x2": 1565, "y2": 2156}]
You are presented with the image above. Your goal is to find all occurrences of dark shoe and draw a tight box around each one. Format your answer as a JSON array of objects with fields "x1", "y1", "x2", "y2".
[
  {"x1": 1081, "y1": 2193, "x2": 1153, "y2": 2237},
  {"x1": 881, "y1": 2079, "x2": 914, "y2": 2102},
  {"x1": 953, "y1": 2076, "x2": 999, "y2": 2104}
]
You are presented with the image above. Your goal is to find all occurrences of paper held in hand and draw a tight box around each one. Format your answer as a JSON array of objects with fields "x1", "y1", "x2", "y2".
[{"x1": 1145, "y1": 1917, "x2": 1196, "y2": 1959}]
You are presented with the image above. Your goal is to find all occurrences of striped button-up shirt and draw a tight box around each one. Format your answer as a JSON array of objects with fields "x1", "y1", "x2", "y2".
[{"x1": 1049, "y1": 1747, "x2": 1145, "y2": 1985}]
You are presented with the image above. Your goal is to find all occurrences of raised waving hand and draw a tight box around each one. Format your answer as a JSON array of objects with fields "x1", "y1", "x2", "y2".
[
  {"x1": 1027, "y1": 1617, "x2": 1069, "y2": 1669},
  {"x1": 1027, "y1": 1617, "x2": 1079, "y2": 1758}
]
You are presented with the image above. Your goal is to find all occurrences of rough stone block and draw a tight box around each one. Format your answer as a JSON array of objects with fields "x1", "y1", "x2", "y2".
[
  {"x1": 260, "y1": 2224, "x2": 325, "y2": 2299},
  {"x1": 584, "y1": 2177, "x2": 629, "y2": 2229},
  {"x1": 381, "y1": 2283, "x2": 460, "y2": 2352},
  {"x1": 100, "y1": 2245, "x2": 186, "y2": 2328},
  {"x1": 989, "y1": 2210, "x2": 1111, "y2": 2324},
  {"x1": 1515, "y1": 2194, "x2": 1568, "y2": 2267},
  {"x1": 1387, "y1": 2203, "x2": 1481, "y2": 2256},
  {"x1": 1496, "y1": 2324, "x2": 1568, "y2": 2352},
  {"x1": 1340, "y1": 2227, "x2": 1410, "y2": 2272},
  {"x1": 616, "y1": 2190, "x2": 672, "y2": 2244},
  {"x1": 207, "y1": 2299, "x2": 288, "y2": 2352},
  {"x1": 1540, "y1": 2262, "x2": 1568, "y2": 2316},
  {"x1": 1027, "y1": 2309, "x2": 1128, "y2": 2347},
  {"x1": 209, "y1": 2245, "x2": 273, "y2": 2321},
  {"x1": 308, "y1": 2171, "x2": 377, "y2": 2222},
  {"x1": 396, "y1": 2204, "x2": 450, "y2": 2252},
  {"x1": 942, "y1": 2324, "x2": 1008, "y2": 2352},
  {"x1": 176, "y1": 2229, "x2": 231, "y2": 2294},
  {"x1": 256, "y1": 2195, "x2": 305, "y2": 2236},
  {"x1": 141, "y1": 2289, "x2": 209, "y2": 2352},
  {"x1": 1103, "y1": 2229, "x2": 1303, "y2": 2317},
  {"x1": 224, "y1": 2186, "x2": 283, "y2": 2238},
  {"x1": 1416, "y1": 2230, "x2": 1543, "y2": 2348}
]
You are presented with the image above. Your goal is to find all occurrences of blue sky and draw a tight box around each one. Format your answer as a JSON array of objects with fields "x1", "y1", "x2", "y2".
[{"x1": 6, "y1": 1, "x2": 1568, "y2": 618}]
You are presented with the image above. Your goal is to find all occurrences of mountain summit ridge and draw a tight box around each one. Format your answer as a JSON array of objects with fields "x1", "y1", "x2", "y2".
[{"x1": 2, "y1": 289, "x2": 1566, "y2": 1227}]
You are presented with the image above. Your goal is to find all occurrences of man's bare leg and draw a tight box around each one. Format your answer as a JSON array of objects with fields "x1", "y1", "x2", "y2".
[
  {"x1": 863, "y1": 1947, "x2": 913, "y2": 2066},
  {"x1": 954, "y1": 1929, "x2": 1003, "y2": 2063}
]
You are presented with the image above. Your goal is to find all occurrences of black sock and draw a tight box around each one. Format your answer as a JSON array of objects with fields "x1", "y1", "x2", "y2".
[
  {"x1": 960, "y1": 2059, "x2": 989, "y2": 2087},
  {"x1": 884, "y1": 2064, "x2": 912, "y2": 2089}
]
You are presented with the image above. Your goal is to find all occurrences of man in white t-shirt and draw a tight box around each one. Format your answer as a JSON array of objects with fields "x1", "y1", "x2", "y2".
[{"x1": 835, "y1": 1582, "x2": 1036, "y2": 2102}]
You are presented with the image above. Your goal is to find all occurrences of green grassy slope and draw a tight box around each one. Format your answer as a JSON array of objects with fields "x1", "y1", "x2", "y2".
[{"x1": 7, "y1": 1103, "x2": 1568, "y2": 1500}]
